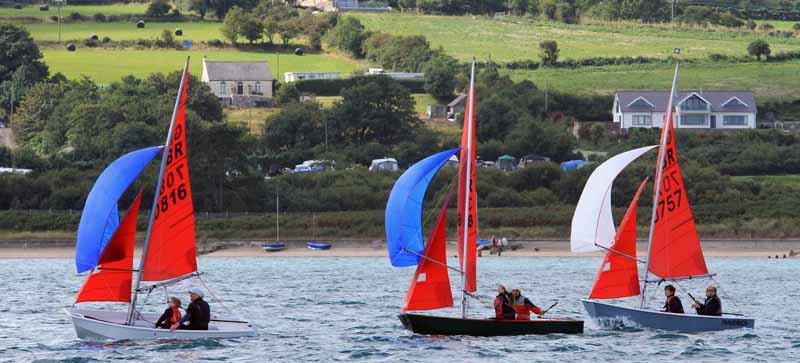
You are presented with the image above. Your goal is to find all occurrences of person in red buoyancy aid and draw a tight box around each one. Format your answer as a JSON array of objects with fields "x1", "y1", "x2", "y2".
[
  {"x1": 155, "y1": 297, "x2": 182, "y2": 330},
  {"x1": 510, "y1": 289, "x2": 543, "y2": 320},
  {"x1": 493, "y1": 285, "x2": 515, "y2": 319}
]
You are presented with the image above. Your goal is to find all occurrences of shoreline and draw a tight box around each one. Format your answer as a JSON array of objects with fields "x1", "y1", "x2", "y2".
[{"x1": 1, "y1": 240, "x2": 799, "y2": 258}]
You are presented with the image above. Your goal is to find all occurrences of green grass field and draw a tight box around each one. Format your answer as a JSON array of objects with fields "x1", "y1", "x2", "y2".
[
  {"x1": 224, "y1": 108, "x2": 278, "y2": 134},
  {"x1": 353, "y1": 13, "x2": 800, "y2": 62},
  {"x1": 0, "y1": 3, "x2": 148, "y2": 18},
  {"x1": 732, "y1": 174, "x2": 800, "y2": 188},
  {"x1": 21, "y1": 21, "x2": 225, "y2": 42},
  {"x1": 42, "y1": 48, "x2": 359, "y2": 83},
  {"x1": 506, "y1": 61, "x2": 800, "y2": 102}
]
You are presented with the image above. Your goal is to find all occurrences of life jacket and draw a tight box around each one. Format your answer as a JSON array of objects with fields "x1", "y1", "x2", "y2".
[
  {"x1": 170, "y1": 307, "x2": 181, "y2": 324},
  {"x1": 513, "y1": 296, "x2": 542, "y2": 320},
  {"x1": 494, "y1": 294, "x2": 514, "y2": 319}
]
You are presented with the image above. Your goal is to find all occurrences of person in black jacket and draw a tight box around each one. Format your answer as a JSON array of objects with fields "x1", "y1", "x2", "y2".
[
  {"x1": 155, "y1": 297, "x2": 182, "y2": 330},
  {"x1": 180, "y1": 288, "x2": 210, "y2": 330},
  {"x1": 662, "y1": 285, "x2": 684, "y2": 314},
  {"x1": 692, "y1": 285, "x2": 722, "y2": 316},
  {"x1": 492, "y1": 285, "x2": 516, "y2": 319}
]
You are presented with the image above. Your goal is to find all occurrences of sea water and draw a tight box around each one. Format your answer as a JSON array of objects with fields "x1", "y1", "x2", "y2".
[{"x1": 0, "y1": 257, "x2": 798, "y2": 362}]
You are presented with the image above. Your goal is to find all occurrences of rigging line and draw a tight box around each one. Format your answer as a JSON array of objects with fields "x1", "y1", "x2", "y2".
[
  {"x1": 402, "y1": 248, "x2": 463, "y2": 273},
  {"x1": 595, "y1": 243, "x2": 646, "y2": 264},
  {"x1": 420, "y1": 171, "x2": 459, "y2": 231},
  {"x1": 709, "y1": 276, "x2": 740, "y2": 308},
  {"x1": 463, "y1": 291, "x2": 493, "y2": 307},
  {"x1": 196, "y1": 274, "x2": 238, "y2": 320}
]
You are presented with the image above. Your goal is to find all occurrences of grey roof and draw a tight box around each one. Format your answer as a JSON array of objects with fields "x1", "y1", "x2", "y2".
[
  {"x1": 616, "y1": 91, "x2": 756, "y2": 113},
  {"x1": 204, "y1": 61, "x2": 272, "y2": 81}
]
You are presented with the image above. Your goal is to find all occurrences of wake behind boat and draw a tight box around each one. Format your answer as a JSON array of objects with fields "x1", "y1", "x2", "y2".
[
  {"x1": 386, "y1": 60, "x2": 582, "y2": 336},
  {"x1": 66, "y1": 58, "x2": 256, "y2": 341},
  {"x1": 570, "y1": 63, "x2": 754, "y2": 333}
]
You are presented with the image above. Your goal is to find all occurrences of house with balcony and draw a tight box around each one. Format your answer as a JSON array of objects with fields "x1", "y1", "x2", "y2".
[
  {"x1": 612, "y1": 91, "x2": 757, "y2": 130},
  {"x1": 201, "y1": 57, "x2": 274, "y2": 107}
]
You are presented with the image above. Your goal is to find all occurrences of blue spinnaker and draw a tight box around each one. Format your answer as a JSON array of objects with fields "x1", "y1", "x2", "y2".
[
  {"x1": 75, "y1": 146, "x2": 163, "y2": 273},
  {"x1": 385, "y1": 148, "x2": 459, "y2": 267}
]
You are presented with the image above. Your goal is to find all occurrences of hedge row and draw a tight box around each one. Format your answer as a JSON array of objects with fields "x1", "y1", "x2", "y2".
[{"x1": 294, "y1": 77, "x2": 426, "y2": 96}]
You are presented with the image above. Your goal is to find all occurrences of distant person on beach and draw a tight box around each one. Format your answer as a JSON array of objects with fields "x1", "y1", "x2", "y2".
[
  {"x1": 155, "y1": 297, "x2": 182, "y2": 330},
  {"x1": 493, "y1": 285, "x2": 515, "y2": 320},
  {"x1": 662, "y1": 285, "x2": 684, "y2": 314},
  {"x1": 692, "y1": 285, "x2": 722, "y2": 316},
  {"x1": 180, "y1": 288, "x2": 210, "y2": 330},
  {"x1": 510, "y1": 289, "x2": 543, "y2": 320}
]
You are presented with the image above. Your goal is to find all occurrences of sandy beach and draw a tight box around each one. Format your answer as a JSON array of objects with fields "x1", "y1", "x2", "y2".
[{"x1": 1, "y1": 240, "x2": 799, "y2": 258}]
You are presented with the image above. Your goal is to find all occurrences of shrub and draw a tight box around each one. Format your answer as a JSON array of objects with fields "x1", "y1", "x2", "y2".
[
  {"x1": 539, "y1": 40, "x2": 559, "y2": 65},
  {"x1": 69, "y1": 12, "x2": 83, "y2": 21},
  {"x1": 93, "y1": 13, "x2": 106, "y2": 22},
  {"x1": 747, "y1": 20, "x2": 757, "y2": 30},
  {"x1": 50, "y1": 15, "x2": 59, "y2": 22},
  {"x1": 293, "y1": 77, "x2": 426, "y2": 96},
  {"x1": 758, "y1": 22, "x2": 775, "y2": 31},
  {"x1": 145, "y1": 0, "x2": 171, "y2": 18},
  {"x1": 83, "y1": 38, "x2": 98, "y2": 47},
  {"x1": 208, "y1": 39, "x2": 224, "y2": 47},
  {"x1": 794, "y1": 23, "x2": 800, "y2": 31},
  {"x1": 747, "y1": 40, "x2": 771, "y2": 61},
  {"x1": 102, "y1": 36, "x2": 111, "y2": 43}
]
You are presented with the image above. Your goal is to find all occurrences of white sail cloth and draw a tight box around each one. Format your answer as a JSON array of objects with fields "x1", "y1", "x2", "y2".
[{"x1": 570, "y1": 145, "x2": 657, "y2": 253}]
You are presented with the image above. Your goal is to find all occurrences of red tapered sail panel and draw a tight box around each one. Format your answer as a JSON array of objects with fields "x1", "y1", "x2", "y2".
[
  {"x1": 403, "y1": 195, "x2": 453, "y2": 312},
  {"x1": 589, "y1": 179, "x2": 647, "y2": 299},
  {"x1": 457, "y1": 62, "x2": 477, "y2": 293},
  {"x1": 648, "y1": 112, "x2": 708, "y2": 279},
  {"x1": 142, "y1": 66, "x2": 198, "y2": 281},
  {"x1": 76, "y1": 190, "x2": 143, "y2": 303}
]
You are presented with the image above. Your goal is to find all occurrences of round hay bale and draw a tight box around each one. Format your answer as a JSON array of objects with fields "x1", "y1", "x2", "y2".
[
  {"x1": 175, "y1": 28, "x2": 183, "y2": 36},
  {"x1": 136, "y1": 20, "x2": 145, "y2": 28},
  {"x1": 88, "y1": 33, "x2": 98, "y2": 41},
  {"x1": 294, "y1": 47, "x2": 304, "y2": 56},
  {"x1": 66, "y1": 43, "x2": 76, "y2": 52}
]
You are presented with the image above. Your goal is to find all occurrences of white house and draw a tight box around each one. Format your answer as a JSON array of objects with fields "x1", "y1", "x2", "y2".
[
  {"x1": 284, "y1": 72, "x2": 340, "y2": 83},
  {"x1": 612, "y1": 91, "x2": 757, "y2": 129},
  {"x1": 201, "y1": 57, "x2": 274, "y2": 107}
]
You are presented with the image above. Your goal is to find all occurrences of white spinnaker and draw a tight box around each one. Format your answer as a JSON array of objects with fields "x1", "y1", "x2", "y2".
[{"x1": 570, "y1": 145, "x2": 657, "y2": 253}]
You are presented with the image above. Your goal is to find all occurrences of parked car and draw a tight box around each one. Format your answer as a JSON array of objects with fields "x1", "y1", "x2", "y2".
[
  {"x1": 518, "y1": 154, "x2": 550, "y2": 168},
  {"x1": 293, "y1": 159, "x2": 335, "y2": 173},
  {"x1": 369, "y1": 158, "x2": 398, "y2": 172}
]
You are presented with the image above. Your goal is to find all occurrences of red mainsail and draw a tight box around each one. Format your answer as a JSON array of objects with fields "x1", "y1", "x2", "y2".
[
  {"x1": 141, "y1": 66, "x2": 198, "y2": 281},
  {"x1": 457, "y1": 62, "x2": 477, "y2": 293},
  {"x1": 589, "y1": 179, "x2": 647, "y2": 299},
  {"x1": 403, "y1": 196, "x2": 453, "y2": 312},
  {"x1": 76, "y1": 190, "x2": 143, "y2": 303},
  {"x1": 647, "y1": 112, "x2": 708, "y2": 279}
]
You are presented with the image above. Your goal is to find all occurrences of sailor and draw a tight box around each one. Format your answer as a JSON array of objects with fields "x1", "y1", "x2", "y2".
[
  {"x1": 662, "y1": 285, "x2": 684, "y2": 314},
  {"x1": 510, "y1": 289, "x2": 543, "y2": 320},
  {"x1": 180, "y1": 288, "x2": 211, "y2": 330},
  {"x1": 692, "y1": 285, "x2": 722, "y2": 316},
  {"x1": 493, "y1": 285, "x2": 515, "y2": 319},
  {"x1": 155, "y1": 296, "x2": 182, "y2": 330}
]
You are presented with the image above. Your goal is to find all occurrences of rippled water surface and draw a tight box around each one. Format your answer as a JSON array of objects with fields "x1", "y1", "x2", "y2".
[{"x1": 0, "y1": 257, "x2": 798, "y2": 362}]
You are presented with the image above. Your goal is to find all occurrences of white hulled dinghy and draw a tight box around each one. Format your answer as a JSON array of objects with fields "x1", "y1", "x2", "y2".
[
  {"x1": 571, "y1": 64, "x2": 754, "y2": 333},
  {"x1": 65, "y1": 58, "x2": 257, "y2": 341}
]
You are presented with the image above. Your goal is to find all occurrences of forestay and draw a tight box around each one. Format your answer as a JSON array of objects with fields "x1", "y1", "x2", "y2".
[
  {"x1": 385, "y1": 148, "x2": 460, "y2": 267},
  {"x1": 570, "y1": 145, "x2": 656, "y2": 253},
  {"x1": 75, "y1": 146, "x2": 163, "y2": 273}
]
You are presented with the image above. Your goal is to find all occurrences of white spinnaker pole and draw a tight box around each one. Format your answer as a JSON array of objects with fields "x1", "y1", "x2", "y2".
[
  {"x1": 126, "y1": 58, "x2": 190, "y2": 325},
  {"x1": 640, "y1": 62, "x2": 680, "y2": 309},
  {"x1": 460, "y1": 60, "x2": 476, "y2": 319}
]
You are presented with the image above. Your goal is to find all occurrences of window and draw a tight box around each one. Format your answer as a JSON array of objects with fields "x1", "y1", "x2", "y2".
[
  {"x1": 255, "y1": 81, "x2": 261, "y2": 94},
  {"x1": 681, "y1": 114, "x2": 706, "y2": 126},
  {"x1": 680, "y1": 95, "x2": 708, "y2": 111},
  {"x1": 632, "y1": 114, "x2": 651, "y2": 126},
  {"x1": 219, "y1": 81, "x2": 227, "y2": 95},
  {"x1": 723, "y1": 115, "x2": 747, "y2": 126}
]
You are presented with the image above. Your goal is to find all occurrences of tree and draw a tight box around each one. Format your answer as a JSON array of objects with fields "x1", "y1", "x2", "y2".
[
  {"x1": 423, "y1": 56, "x2": 457, "y2": 101},
  {"x1": 326, "y1": 16, "x2": 365, "y2": 57},
  {"x1": 263, "y1": 18, "x2": 279, "y2": 45},
  {"x1": 794, "y1": 22, "x2": 800, "y2": 31},
  {"x1": 278, "y1": 18, "x2": 300, "y2": 47},
  {"x1": 539, "y1": 40, "x2": 559, "y2": 65},
  {"x1": 748, "y1": 40, "x2": 771, "y2": 61},
  {"x1": 189, "y1": 0, "x2": 209, "y2": 18},
  {"x1": 240, "y1": 14, "x2": 264, "y2": 44},
  {"x1": 0, "y1": 24, "x2": 48, "y2": 117},
  {"x1": 221, "y1": 6, "x2": 245, "y2": 45},
  {"x1": 746, "y1": 19, "x2": 757, "y2": 30},
  {"x1": 275, "y1": 83, "x2": 301, "y2": 105},
  {"x1": 263, "y1": 101, "x2": 324, "y2": 160},
  {"x1": 145, "y1": 0, "x2": 171, "y2": 17}
]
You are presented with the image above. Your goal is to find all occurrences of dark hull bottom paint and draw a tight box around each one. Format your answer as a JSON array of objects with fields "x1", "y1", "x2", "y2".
[{"x1": 398, "y1": 313, "x2": 584, "y2": 336}]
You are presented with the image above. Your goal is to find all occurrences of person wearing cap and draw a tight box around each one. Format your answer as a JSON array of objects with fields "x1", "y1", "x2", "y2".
[{"x1": 179, "y1": 288, "x2": 210, "y2": 330}]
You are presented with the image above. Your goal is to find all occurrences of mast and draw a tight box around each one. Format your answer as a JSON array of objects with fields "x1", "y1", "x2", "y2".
[
  {"x1": 126, "y1": 58, "x2": 190, "y2": 325},
  {"x1": 459, "y1": 59, "x2": 476, "y2": 318},
  {"x1": 276, "y1": 184, "x2": 280, "y2": 242},
  {"x1": 640, "y1": 62, "x2": 680, "y2": 309}
]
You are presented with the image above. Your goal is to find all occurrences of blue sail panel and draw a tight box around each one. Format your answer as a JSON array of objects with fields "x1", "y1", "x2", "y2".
[
  {"x1": 385, "y1": 148, "x2": 460, "y2": 267},
  {"x1": 75, "y1": 146, "x2": 163, "y2": 273}
]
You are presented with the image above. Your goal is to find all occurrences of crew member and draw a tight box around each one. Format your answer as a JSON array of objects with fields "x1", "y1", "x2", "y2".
[
  {"x1": 493, "y1": 285, "x2": 515, "y2": 319},
  {"x1": 155, "y1": 296, "x2": 182, "y2": 330},
  {"x1": 692, "y1": 285, "x2": 722, "y2": 316},
  {"x1": 510, "y1": 289, "x2": 543, "y2": 320},
  {"x1": 180, "y1": 288, "x2": 211, "y2": 330},
  {"x1": 663, "y1": 285, "x2": 684, "y2": 314}
]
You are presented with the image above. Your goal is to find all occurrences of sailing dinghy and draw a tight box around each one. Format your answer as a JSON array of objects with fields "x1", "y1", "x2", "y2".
[
  {"x1": 386, "y1": 61, "x2": 583, "y2": 336},
  {"x1": 571, "y1": 64, "x2": 754, "y2": 333},
  {"x1": 65, "y1": 58, "x2": 257, "y2": 341}
]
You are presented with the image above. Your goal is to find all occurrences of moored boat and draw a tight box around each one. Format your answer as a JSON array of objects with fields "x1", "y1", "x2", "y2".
[
  {"x1": 386, "y1": 60, "x2": 583, "y2": 336},
  {"x1": 306, "y1": 241, "x2": 331, "y2": 250},
  {"x1": 66, "y1": 58, "x2": 257, "y2": 341},
  {"x1": 570, "y1": 63, "x2": 755, "y2": 332},
  {"x1": 262, "y1": 242, "x2": 286, "y2": 252}
]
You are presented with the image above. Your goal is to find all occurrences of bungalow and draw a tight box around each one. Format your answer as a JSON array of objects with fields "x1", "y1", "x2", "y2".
[
  {"x1": 612, "y1": 91, "x2": 757, "y2": 130},
  {"x1": 201, "y1": 57, "x2": 274, "y2": 107}
]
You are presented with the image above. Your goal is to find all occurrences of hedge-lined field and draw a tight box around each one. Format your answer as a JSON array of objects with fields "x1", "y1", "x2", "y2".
[
  {"x1": 352, "y1": 13, "x2": 800, "y2": 62},
  {"x1": 0, "y1": 3, "x2": 148, "y2": 18},
  {"x1": 22, "y1": 21, "x2": 225, "y2": 42},
  {"x1": 42, "y1": 48, "x2": 359, "y2": 83},
  {"x1": 505, "y1": 61, "x2": 800, "y2": 102}
]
